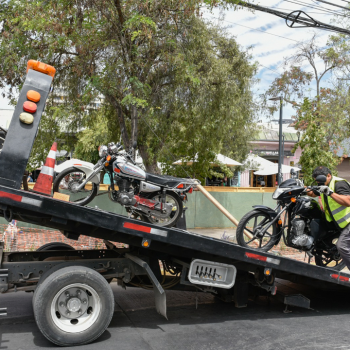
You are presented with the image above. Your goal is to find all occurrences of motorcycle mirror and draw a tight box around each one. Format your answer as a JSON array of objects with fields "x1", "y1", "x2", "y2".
[
  {"x1": 315, "y1": 174, "x2": 327, "y2": 185},
  {"x1": 132, "y1": 141, "x2": 137, "y2": 149}
]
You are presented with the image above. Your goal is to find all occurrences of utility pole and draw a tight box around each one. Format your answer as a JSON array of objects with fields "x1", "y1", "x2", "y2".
[{"x1": 269, "y1": 96, "x2": 283, "y2": 185}]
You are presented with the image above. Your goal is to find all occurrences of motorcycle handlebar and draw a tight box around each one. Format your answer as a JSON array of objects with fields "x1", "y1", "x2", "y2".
[{"x1": 304, "y1": 185, "x2": 321, "y2": 195}]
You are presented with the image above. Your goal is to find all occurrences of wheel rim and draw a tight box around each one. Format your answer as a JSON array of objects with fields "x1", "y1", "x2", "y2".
[
  {"x1": 147, "y1": 193, "x2": 180, "y2": 227},
  {"x1": 241, "y1": 213, "x2": 275, "y2": 249},
  {"x1": 315, "y1": 249, "x2": 343, "y2": 268},
  {"x1": 50, "y1": 283, "x2": 101, "y2": 333},
  {"x1": 57, "y1": 171, "x2": 95, "y2": 203}
]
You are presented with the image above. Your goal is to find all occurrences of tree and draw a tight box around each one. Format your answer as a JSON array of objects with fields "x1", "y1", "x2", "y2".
[
  {"x1": 262, "y1": 34, "x2": 350, "y2": 182},
  {"x1": 293, "y1": 98, "x2": 340, "y2": 184},
  {"x1": 264, "y1": 34, "x2": 347, "y2": 111},
  {"x1": 0, "y1": 0, "x2": 256, "y2": 176}
]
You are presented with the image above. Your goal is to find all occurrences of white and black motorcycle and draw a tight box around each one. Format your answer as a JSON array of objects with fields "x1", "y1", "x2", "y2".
[{"x1": 53, "y1": 142, "x2": 198, "y2": 227}]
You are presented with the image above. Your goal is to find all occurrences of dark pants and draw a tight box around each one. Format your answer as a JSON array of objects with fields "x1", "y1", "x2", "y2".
[{"x1": 336, "y1": 224, "x2": 350, "y2": 270}]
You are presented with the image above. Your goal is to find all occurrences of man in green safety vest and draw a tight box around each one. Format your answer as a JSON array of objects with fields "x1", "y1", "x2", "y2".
[{"x1": 307, "y1": 166, "x2": 350, "y2": 269}]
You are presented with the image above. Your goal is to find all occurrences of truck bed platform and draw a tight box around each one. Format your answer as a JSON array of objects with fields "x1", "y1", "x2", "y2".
[
  {"x1": 0, "y1": 184, "x2": 349, "y2": 290},
  {"x1": 0, "y1": 60, "x2": 348, "y2": 346}
]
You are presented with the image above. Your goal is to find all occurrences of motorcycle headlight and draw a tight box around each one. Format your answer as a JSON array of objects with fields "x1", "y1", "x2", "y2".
[
  {"x1": 99, "y1": 145, "x2": 108, "y2": 157},
  {"x1": 272, "y1": 187, "x2": 291, "y2": 200}
]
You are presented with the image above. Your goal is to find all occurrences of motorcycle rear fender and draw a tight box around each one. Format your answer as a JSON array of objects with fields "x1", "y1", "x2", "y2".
[
  {"x1": 55, "y1": 159, "x2": 100, "y2": 184},
  {"x1": 252, "y1": 205, "x2": 278, "y2": 219}
]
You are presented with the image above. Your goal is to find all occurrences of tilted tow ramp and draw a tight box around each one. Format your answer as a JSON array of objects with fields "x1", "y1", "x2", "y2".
[{"x1": 0, "y1": 61, "x2": 349, "y2": 346}]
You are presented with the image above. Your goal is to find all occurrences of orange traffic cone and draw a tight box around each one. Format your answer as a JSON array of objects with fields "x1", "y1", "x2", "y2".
[{"x1": 33, "y1": 142, "x2": 57, "y2": 195}]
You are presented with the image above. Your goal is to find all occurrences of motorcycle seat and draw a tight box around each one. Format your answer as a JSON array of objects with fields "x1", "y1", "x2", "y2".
[{"x1": 145, "y1": 173, "x2": 195, "y2": 188}]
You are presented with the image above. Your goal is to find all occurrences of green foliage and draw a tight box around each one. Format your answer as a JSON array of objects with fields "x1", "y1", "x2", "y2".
[
  {"x1": 264, "y1": 34, "x2": 350, "y2": 182},
  {"x1": 293, "y1": 98, "x2": 339, "y2": 184},
  {"x1": 0, "y1": 0, "x2": 256, "y2": 177},
  {"x1": 73, "y1": 111, "x2": 118, "y2": 163}
]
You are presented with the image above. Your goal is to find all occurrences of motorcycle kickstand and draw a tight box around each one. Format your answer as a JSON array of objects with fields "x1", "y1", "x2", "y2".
[{"x1": 306, "y1": 251, "x2": 313, "y2": 264}]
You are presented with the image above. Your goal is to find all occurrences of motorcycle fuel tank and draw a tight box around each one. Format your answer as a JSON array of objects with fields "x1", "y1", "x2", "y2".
[{"x1": 113, "y1": 160, "x2": 146, "y2": 180}]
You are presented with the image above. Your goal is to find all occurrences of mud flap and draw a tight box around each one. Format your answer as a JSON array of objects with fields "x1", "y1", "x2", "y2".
[{"x1": 125, "y1": 253, "x2": 167, "y2": 319}]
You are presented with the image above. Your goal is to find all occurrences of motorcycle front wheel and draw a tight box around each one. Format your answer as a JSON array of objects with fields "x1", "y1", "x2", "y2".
[
  {"x1": 53, "y1": 167, "x2": 98, "y2": 206},
  {"x1": 143, "y1": 191, "x2": 183, "y2": 228},
  {"x1": 236, "y1": 210, "x2": 279, "y2": 251}
]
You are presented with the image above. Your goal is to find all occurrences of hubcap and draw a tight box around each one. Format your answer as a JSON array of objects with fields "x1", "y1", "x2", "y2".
[
  {"x1": 51, "y1": 283, "x2": 101, "y2": 333},
  {"x1": 67, "y1": 297, "x2": 81, "y2": 312}
]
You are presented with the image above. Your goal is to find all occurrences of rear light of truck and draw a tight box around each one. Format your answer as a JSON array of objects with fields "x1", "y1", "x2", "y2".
[{"x1": 331, "y1": 274, "x2": 350, "y2": 282}]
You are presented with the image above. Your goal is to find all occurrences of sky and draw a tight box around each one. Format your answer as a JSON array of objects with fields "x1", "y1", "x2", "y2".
[
  {"x1": 0, "y1": 0, "x2": 348, "y2": 123},
  {"x1": 204, "y1": 0, "x2": 349, "y2": 121}
]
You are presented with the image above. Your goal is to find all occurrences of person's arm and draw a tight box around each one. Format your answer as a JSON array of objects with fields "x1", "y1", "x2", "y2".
[
  {"x1": 329, "y1": 192, "x2": 350, "y2": 207},
  {"x1": 320, "y1": 181, "x2": 350, "y2": 207}
]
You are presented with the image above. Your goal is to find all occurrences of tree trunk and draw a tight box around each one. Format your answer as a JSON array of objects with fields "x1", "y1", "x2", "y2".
[
  {"x1": 138, "y1": 144, "x2": 160, "y2": 174},
  {"x1": 106, "y1": 95, "x2": 130, "y2": 148},
  {"x1": 131, "y1": 105, "x2": 138, "y2": 160}
]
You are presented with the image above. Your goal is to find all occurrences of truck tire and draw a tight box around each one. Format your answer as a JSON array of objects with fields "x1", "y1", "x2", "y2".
[
  {"x1": 36, "y1": 242, "x2": 75, "y2": 251},
  {"x1": 33, "y1": 265, "x2": 114, "y2": 346}
]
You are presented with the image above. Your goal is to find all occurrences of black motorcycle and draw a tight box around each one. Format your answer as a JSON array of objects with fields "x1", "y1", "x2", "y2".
[{"x1": 236, "y1": 175, "x2": 345, "y2": 270}]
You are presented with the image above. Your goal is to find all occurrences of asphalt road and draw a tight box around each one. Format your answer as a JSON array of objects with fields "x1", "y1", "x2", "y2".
[{"x1": 1, "y1": 281, "x2": 350, "y2": 350}]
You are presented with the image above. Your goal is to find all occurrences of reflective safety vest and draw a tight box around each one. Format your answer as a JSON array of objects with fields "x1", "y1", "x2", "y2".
[{"x1": 321, "y1": 176, "x2": 350, "y2": 228}]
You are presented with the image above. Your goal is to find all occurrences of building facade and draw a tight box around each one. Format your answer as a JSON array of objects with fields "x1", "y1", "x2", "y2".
[{"x1": 240, "y1": 122, "x2": 302, "y2": 187}]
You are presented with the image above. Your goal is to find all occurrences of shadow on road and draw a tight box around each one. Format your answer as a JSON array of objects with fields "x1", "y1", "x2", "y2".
[{"x1": 1, "y1": 283, "x2": 350, "y2": 350}]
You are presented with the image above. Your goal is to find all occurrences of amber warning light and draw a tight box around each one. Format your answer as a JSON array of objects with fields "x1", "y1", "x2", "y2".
[{"x1": 27, "y1": 60, "x2": 56, "y2": 78}]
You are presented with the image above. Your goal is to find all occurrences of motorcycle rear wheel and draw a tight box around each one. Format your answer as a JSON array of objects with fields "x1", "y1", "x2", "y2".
[
  {"x1": 236, "y1": 210, "x2": 279, "y2": 251},
  {"x1": 53, "y1": 167, "x2": 98, "y2": 206},
  {"x1": 314, "y1": 247, "x2": 346, "y2": 271},
  {"x1": 143, "y1": 191, "x2": 183, "y2": 228}
]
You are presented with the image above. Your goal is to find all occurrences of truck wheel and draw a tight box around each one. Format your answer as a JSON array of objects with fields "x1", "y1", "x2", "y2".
[{"x1": 33, "y1": 266, "x2": 114, "y2": 346}]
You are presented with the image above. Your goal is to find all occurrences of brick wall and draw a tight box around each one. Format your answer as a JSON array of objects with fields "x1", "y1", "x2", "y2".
[{"x1": 0, "y1": 221, "x2": 127, "y2": 252}]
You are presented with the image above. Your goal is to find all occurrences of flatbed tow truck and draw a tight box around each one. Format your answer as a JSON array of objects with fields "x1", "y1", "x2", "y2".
[{"x1": 0, "y1": 61, "x2": 350, "y2": 346}]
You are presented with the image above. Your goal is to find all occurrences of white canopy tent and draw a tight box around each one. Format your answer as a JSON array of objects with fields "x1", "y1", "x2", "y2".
[
  {"x1": 243, "y1": 154, "x2": 274, "y2": 170},
  {"x1": 254, "y1": 163, "x2": 298, "y2": 176},
  {"x1": 244, "y1": 154, "x2": 299, "y2": 175}
]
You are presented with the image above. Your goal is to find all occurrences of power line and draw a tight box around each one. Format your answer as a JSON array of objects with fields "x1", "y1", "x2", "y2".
[
  {"x1": 277, "y1": 7, "x2": 342, "y2": 15},
  {"x1": 210, "y1": 16, "x2": 300, "y2": 42},
  {"x1": 283, "y1": 0, "x2": 344, "y2": 17},
  {"x1": 237, "y1": 1, "x2": 350, "y2": 35},
  {"x1": 314, "y1": 0, "x2": 350, "y2": 11}
]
